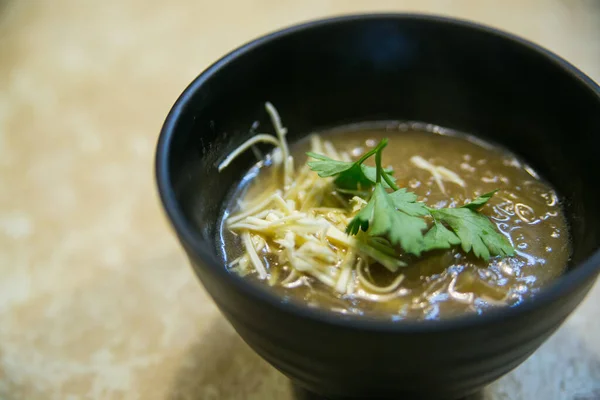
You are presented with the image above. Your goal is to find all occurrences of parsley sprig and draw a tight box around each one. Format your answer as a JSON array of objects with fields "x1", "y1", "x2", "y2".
[
  {"x1": 306, "y1": 139, "x2": 396, "y2": 190},
  {"x1": 307, "y1": 139, "x2": 514, "y2": 260}
]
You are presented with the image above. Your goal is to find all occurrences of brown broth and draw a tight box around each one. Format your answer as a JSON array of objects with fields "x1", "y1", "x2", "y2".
[{"x1": 218, "y1": 124, "x2": 570, "y2": 320}]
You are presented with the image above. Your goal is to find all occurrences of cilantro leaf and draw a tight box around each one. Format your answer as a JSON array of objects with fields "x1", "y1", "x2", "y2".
[
  {"x1": 422, "y1": 221, "x2": 461, "y2": 251},
  {"x1": 462, "y1": 190, "x2": 498, "y2": 211},
  {"x1": 305, "y1": 152, "x2": 355, "y2": 176},
  {"x1": 306, "y1": 148, "x2": 396, "y2": 190},
  {"x1": 388, "y1": 188, "x2": 430, "y2": 217},
  {"x1": 348, "y1": 184, "x2": 427, "y2": 256},
  {"x1": 369, "y1": 185, "x2": 427, "y2": 256},
  {"x1": 334, "y1": 163, "x2": 380, "y2": 190},
  {"x1": 431, "y1": 207, "x2": 514, "y2": 259}
]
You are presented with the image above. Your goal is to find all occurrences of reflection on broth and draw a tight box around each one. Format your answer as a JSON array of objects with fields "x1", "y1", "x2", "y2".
[{"x1": 217, "y1": 106, "x2": 570, "y2": 320}]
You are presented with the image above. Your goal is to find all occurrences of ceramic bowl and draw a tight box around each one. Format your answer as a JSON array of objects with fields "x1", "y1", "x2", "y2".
[{"x1": 156, "y1": 15, "x2": 600, "y2": 399}]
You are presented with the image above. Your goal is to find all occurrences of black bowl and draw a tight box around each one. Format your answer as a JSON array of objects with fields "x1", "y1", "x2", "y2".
[{"x1": 156, "y1": 14, "x2": 600, "y2": 399}]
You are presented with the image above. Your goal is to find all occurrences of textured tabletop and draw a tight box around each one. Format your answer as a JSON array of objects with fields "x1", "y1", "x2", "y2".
[{"x1": 1, "y1": 1, "x2": 599, "y2": 399}]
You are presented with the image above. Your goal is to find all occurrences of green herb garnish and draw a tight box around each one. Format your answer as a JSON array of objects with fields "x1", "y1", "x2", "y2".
[
  {"x1": 307, "y1": 139, "x2": 515, "y2": 261},
  {"x1": 429, "y1": 195, "x2": 514, "y2": 259},
  {"x1": 422, "y1": 220, "x2": 461, "y2": 252},
  {"x1": 362, "y1": 183, "x2": 428, "y2": 256},
  {"x1": 306, "y1": 140, "x2": 396, "y2": 190}
]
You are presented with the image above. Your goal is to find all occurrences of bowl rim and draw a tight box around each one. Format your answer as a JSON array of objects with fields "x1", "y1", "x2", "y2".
[{"x1": 156, "y1": 13, "x2": 600, "y2": 332}]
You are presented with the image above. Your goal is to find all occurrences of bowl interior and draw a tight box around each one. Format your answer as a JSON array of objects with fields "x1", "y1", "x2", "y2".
[{"x1": 160, "y1": 15, "x2": 600, "y2": 312}]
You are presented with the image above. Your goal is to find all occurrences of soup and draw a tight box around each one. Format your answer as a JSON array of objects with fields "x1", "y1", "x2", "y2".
[{"x1": 217, "y1": 104, "x2": 570, "y2": 319}]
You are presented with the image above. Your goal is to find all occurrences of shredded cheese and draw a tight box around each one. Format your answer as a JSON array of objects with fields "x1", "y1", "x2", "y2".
[
  {"x1": 241, "y1": 231, "x2": 268, "y2": 280},
  {"x1": 223, "y1": 103, "x2": 407, "y2": 296},
  {"x1": 265, "y1": 102, "x2": 292, "y2": 188},
  {"x1": 357, "y1": 261, "x2": 406, "y2": 294},
  {"x1": 218, "y1": 134, "x2": 281, "y2": 171},
  {"x1": 410, "y1": 155, "x2": 465, "y2": 194}
]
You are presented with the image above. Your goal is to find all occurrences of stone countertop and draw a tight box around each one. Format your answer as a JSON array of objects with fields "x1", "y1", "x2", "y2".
[{"x1": 0, "y1": 1, "x2": 599, "y2": 399}]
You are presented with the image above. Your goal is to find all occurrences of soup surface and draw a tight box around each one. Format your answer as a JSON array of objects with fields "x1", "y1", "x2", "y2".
[{"x1": 218, "y1": 122, "x2": 570, "y2": 319}]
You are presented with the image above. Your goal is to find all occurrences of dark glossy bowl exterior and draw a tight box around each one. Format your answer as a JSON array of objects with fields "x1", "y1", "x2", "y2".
[{"x1": 156, "y1": 15, "x2": 600, "y2": 399}]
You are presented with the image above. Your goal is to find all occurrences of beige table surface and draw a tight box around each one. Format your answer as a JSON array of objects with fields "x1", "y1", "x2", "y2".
[{"x1": 1, "y1": 1, "x2": 599, "y2": 399}]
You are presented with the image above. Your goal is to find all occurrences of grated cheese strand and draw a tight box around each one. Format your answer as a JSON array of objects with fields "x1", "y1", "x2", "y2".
[
  {"x1": 357, "y1": 261, "x2": 406, "y2": 294},
  {"x1": 241, "y1": 231, "x2": 268, "y2": 280},
  {"x1": 218, "y1": 134, "x2": 281, "y2": 171},
  {"x1": 265, "y1": 102, "x2": 292, "y2": 188},
  {"x1": 227, "y1": 191, "x2": 284, "y2": 225},
  {"x1": 335, "y1": 249, "x2": 356, "y2": 294},
  {"x1": 410, "y1": 155, "x2": 465, "y2": 194}
]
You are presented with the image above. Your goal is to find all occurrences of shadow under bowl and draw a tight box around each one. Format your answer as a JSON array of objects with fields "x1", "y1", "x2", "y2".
[{"x1": 155, "y1": 14, "x2": 600, "y2": 399}]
